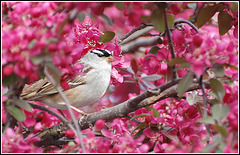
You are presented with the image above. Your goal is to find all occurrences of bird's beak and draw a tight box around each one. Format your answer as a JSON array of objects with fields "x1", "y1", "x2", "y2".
[{"x1": 106, "y1": 56, "x2": 115, "y2": 62}]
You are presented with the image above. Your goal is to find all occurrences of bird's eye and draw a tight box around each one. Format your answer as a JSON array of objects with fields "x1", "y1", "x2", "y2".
[{"x1": 97, "y1": 53, "x2": 103, "y2": 57}]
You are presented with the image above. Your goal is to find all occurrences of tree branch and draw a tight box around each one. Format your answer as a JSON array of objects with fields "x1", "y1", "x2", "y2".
[{"x1": 34, "y1": 78, "x2": 211, "y2": 146}]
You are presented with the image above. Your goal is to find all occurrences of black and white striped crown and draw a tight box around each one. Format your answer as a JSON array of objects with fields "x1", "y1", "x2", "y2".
[{"x1": 90, "y1": 49, "x2": 112, "y2": 57}]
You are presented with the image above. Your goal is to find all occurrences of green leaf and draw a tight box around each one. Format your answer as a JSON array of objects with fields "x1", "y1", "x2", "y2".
[
  {"x1": 196, "y1": 103, "x2": 203, "y2": 116},
  {"x1": 45, "y1": 63, "x2": 61, "y2": 86},
  {"x1": 130, "y1": 114, "x2": 149, "y2": 120},
  {"x1": 210, "y1": 98, "x2": 221, "y2": 105},
  {"x1": 131, "y1": 122, "x2": 146, "y2": 134},
  {"x1": 115, "y1": 2, "x2": 124, "y2": 10},
  {"x1": 167, "y1": 57, "x2": 188, "y2": 66},
  {"x1": 177, "y1": 72, "x2": 193, "y2": 98},
  {"x1": 202, "y1": 136, "x2": 210, "y2": 143},
  {"x1": 203, "y1": 142, "x2": 219, "y2": 153},
  {"x1": 202, "y1": 134, "x2": 222, "y2": 153},
  {"x1": 213, "y1": 125, "x2": 228, "y2": 138},
  {"x1": 167, "y1": 14, "x2": 174, "y2": 28},
  {"x1": 151, "y1": 8, "x2": 174, "y2": 33},
  {"x1": 27, "y1": 39, "x2": 37, "y2": 49},
  {"x1": 224, "y1": 63, "x2": 238, "y2": 71},
  {"x1": 145, "y1": 106, "x2": 160, "y2": 117},
  {"x1": 151, "y1": 9, "x2": 165, "y2": 33},
  {"x1": 216, "y1": 4, "x2": 226, "y2": 12},
  {"x1": 12, "y1": 99, "x2": 33, "y2": 112},
  {"x1": 218, "y1": 10, "x2": 234, "y2": 35},
  {"x1": 156, "y1": 38, "x2": 163, "y2": 44},
  {"x1": 231, "y1": 2, "x2": 238, "y2": 11},
  {"x1": 196, "y1": 4, "x2": 219, "y2": 28},
  {"x1": 212, "y1": 63, "x2": 225, "y2": 77},
  {"x1": 141, "y1": 74, "x2": 162, "y2": 82},
  {"x1": 174, "y1": 63, "x2": 191, "y2": 72},
  {"x1": 210, "y1": 78, "x2": 225, "y2": 100},
  {"x1": 77, "y1": 12, "x2": 85, "y2": 22},
  {"x1": 99, "y1": 31, "x2": 115, "y2": 43},
  {"x1": 2, "y1": 73, "x2": 18, "y2": 86},
  {"x1": 148, "y1": 46, "x2": 160, "y2": 55},
  {"x1": 7, "y1": 105, "x2": 26, "y2": 122},
  {"x1": 134, "y1": 128, "x2": 144, "y2": 138},
  {"x1": 186, "y1": 91, "x2": 201, "y2": 105},
  {"x1": 211, "y1": 104, "x2": 230, "y2": 122},
  {"x1": 47, "y1": 37, "x2": 58, "y2": 43},
  {"x1": 31, "y1": 56, "x2": 44, "y2": 65},
  {"x1": 2, "y1": 87, "x2": 9, "y2": 96},
  {"x1": 31, "y1": 56, "x2": 52, "y2": 65},
  {"x1": 101, "y1": 14, "x2": 113, "y2": 26},
  {"x1": 141, "y1": 15, "x2": 152, "y2": 23},
  {"x1": 58, "y1": 17, "x2": 69, "y2": 35},
  {"x1": 198, "y1": 116, "x2": 215, "y2": 124}
]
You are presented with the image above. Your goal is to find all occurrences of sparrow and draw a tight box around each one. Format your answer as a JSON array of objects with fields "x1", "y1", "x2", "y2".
[{"x1": 21, "y1": 49, "x2": 115, "y2": 110}]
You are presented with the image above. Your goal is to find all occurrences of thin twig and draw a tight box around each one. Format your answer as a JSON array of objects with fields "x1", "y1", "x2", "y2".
[
  {"x1": 162, "y1": 7, "x2": 177, "y2": 80},
  {"x1": 27, "y1": 102, "x2": 69, "y2": 124},
  {"x1": 199, "y1": 75, "x2": 208, "y2": 118},
  {"x1": 125, "y1": 115, "x2": 141, "y2": 124},
  {"x1": 44, "y1": 68, "x2": 86, "y2": 153},
  {"x1": 174, "y1": 19, "x2": 199, "y2": 33},
  {"x1": 118, "y1": 23, "x2": 154, "y2": 45},
  {"x1": 198, "y1": 75, "x2": 211, "y2": 137}
]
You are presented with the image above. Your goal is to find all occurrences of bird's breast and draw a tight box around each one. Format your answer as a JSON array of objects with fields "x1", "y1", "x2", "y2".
[{"x1": 70, "y1": 69, "x2": 111, "y2": 108}]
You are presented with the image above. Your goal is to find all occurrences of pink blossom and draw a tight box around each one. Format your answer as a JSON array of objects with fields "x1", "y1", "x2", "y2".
[
  {"x1": 64, "y1": 129, "x2": 75, "y2": 138},
  {"x1": 95, "y1": 119, "x2": 106, "y2": 130},
  {"x1": 192, "y1": 34, "x2": 203, "y2": 47},
  {"x1": 2, "y1": 128, "x2": 43, "y2": 153},
  {"x1": 3, "y1": 64, "x2": 13, "y2": 76},
  {"x1": 192, "y1": 60, "x2": 205, "y2": 75},
  {"x1": 170, "y1": 3, "x2": 181, "y2": 15}
]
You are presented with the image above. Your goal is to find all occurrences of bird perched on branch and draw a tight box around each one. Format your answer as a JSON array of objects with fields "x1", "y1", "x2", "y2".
[{"x1": 21, "y1": 49, "x2": 115, "y2": 112}]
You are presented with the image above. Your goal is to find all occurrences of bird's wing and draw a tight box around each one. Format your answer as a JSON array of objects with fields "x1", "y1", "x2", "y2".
[
  {"x1": 21, "y1": 60, "x2": 94, "y2": 101},
  {"x1": 21, "y1": 75, "x2": 86, "y2": 101}
]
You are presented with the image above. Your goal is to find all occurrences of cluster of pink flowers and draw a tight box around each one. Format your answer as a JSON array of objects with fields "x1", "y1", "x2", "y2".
[
  {"x1": 2, "y1": 2, "x2": 127, "y2": 86},
  {"x1": 170, "y1": 23, "x2": 238, "y2": 76},
  {"x1": 70, "y1": 119, "x2": 149, "y2": 153},
  {"x1": 2, "y1": 128, "x2": 43, "y2": 153}
]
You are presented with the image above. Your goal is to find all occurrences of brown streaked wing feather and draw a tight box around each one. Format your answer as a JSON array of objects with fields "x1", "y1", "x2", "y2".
[
  {"x1": 21, "y1": 75, "x2": 87, "y2": 101},
  {"x1": 20, "y1": 78, "x2": 56, "y2": 100}
]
